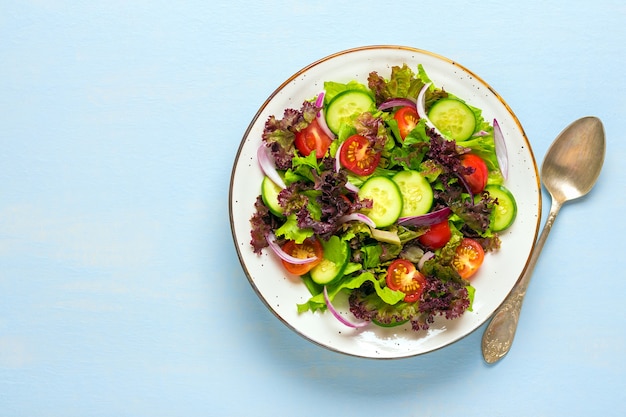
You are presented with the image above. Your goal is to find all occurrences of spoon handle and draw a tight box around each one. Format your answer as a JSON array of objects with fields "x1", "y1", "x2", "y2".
[{"x1": 481, "y1": 198, "x2": 562, "y2": 363}]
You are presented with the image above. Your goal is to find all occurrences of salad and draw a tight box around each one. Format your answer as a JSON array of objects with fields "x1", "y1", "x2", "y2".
[{"x1": 249, "y1": 63, "x2": 517, "y2": 331}]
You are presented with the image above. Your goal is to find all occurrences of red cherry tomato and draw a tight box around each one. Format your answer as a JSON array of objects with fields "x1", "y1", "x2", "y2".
[
  {"x1": 280, "y1": 237, "x2": 323, "y2": 275},
  {"x1": 453, "y1": 238, "x2": 485, "y2": 279},
  {"x1": 294, "y1": 119, "x2": 332, "y2": 159},
  {"x1": 418, "y1": 219, "x2": 452, "y2": 249},
  {"x1": 394, "y1": 106, "x2": 420, "y2": 140},
  {"x1": 338, "y1": 134, "x2": 381, "y2": 176},
  {"x1": 385, "y1": 259, "x2": 427, "y2": 303},
  {"x1": 460, "y1": 153, "x2": 488, "y2": 194}
]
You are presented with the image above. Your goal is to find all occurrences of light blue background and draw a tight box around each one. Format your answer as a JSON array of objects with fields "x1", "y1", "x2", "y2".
[{"x1": 1, "y1": 1, "x2": 624, "y2": 416}]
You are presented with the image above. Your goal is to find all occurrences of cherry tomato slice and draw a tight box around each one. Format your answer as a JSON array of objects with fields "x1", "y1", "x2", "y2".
[
  {"x1": 418, "y1": 219, "x2": 452, "y2": 250},
  {"x1": 386, "y1": 259, "x2": 427, "y2": 303},
  {"x1": 453, "y1": 238, "x2": 485, "y2": 279},
  {"x1": 338, "y1": 134, "x2": 381, "y2": 176},
  {"x1": 394, "y1": 106, "x2": 420, "y2": 140},
  {"x1": 280, "y1": 237, "x2": 323, "y2": 275},
  {"x1": 460, "y1": 153, "x2": 488, "y2": 194},
  {"x1": 294, "y1": 118, "x2": 332, "y2": 159}
]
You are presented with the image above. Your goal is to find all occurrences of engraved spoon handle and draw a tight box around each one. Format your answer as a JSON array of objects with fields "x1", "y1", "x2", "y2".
[{"x1": 481, "y1": 198, "x2": 562, "y2": 363}]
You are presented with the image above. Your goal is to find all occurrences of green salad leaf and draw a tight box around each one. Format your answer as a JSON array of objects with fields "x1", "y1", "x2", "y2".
[{"x1": 298, "y1": 270, "x2": 406, "y2": 313}]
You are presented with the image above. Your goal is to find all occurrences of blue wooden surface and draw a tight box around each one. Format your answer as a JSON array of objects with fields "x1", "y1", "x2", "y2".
[{"x1": 1, "y1": 1, "x2": 624, "y2": 416}]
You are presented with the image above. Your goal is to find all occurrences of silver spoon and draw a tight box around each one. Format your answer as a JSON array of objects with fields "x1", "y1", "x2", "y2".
[{"x1": 481, "y1": 116, "x2": 605, "y2": 364}]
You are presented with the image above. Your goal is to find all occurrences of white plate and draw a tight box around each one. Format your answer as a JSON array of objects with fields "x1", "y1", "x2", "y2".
[{"x1": 229, "y1": 45, "x2": 541, "y2": 359}]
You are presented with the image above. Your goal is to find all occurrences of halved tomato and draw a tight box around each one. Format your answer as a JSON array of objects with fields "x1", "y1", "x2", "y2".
[
  {"x1": 453, "y1": 238, "x2": 485, "y2": 279},
  {"x1": 338, "y1": 134, "x2": 381, "y2": 176},
  {"x1": 280, "y1": 237, "x2": 323, "y2": 275},
  {"x1": 460, "y1": 153, "x2": 488, "y2": 194},
  {"x1": 386, "y1": 259, "x2": 427, "y2": 303},
  {"x1": 418, "y1": 219, "x2": 451, "y2": 250},
  {"x1": 394, "y1": 106, "x2": 420, "y2": 140},
  {"x1": 294, "y1": 118, "x2": 332, "y2": 159}
]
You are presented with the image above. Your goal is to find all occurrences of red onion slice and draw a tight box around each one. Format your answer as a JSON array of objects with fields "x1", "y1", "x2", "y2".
[
  {"x1": 344, "y1": 181, "x2": 360, "y2": 193},
  {"x1": 415, "y1": 82, "x2": 430, "y2": 119},
  {"x1": 266, "y1": 232, "x2": 318, "y2": 265},
  {"x1": 493, "y1": 118, "x2": 509, "y2": 180},
  {"x1": 314, "y1": 91, "x2": 335, "y2": 140},
  {"x1": 316, "y1": 108, "x2": 335, "y2": 140},
  {"x1": 334, "y1": 141, "x2": 360, "y2": 193},
  {"x1": 314, "y1": 91, "x2": 325, "y2": 109},
  {"x1": 323, "y1": 286, "x2": 368, "y2": 329},
  {"x1": 257, "y1": 144, "x2": 286, "y2": 189},
  {"x1": 416, "y1": 83, "x2": 445, "y2": 138},
  {"x1": 378, "y1": 97, "x2": 416, "y2": 111},
  {"x1": 334, "y1": 141, "x2": 343, "y2": 172},
  {"x1": 338, "y1": 213, "x2": 376, "y2": 228},
  {"x1": 398, "y1": 207, "x2": 451, "y2": 227},
  {"x1": 417, "y1": 251, "x2": 434, "y2": 270}
]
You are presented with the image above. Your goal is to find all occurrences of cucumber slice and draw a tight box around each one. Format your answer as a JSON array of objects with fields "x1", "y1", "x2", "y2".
[
  {"x1": 309, "y1": 237, "x2": 350, "y2": 285},
  {"x1": 261, "y1": 175, "x2": 284, "y2": 217},
  {"x1": 325, "y1": 90, "x2": 375, "y2": 135},
  {"x1": 485, "y1": 184, "x2": 517, "y2": 231},
  {"x1": 392, "y1": 170, "x2": 434, "y2": 217},
  {"x1": 358, "y1": 176, "x2": 403, "y2": 228},
  {"x1": 428, "y1": 98, "x2": 476, "y2": 141}
]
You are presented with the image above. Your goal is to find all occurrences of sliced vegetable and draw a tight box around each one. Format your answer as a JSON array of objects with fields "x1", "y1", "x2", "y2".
[
  {"x1": 358, "y1": 176, "x2": 403, "y2": 228},
  {"x1": 344, "y1": 180, "x2": 360, "y2": 194},
  {"x1": 418, "y1": 219, "x2": 451, "y2": 250},
  {"x1": 417, "y1": 251, "x2": 434, "y2": 271},
  {"x1": 325, "y1": 90, "x2": 375, "y2": 135},
  {"x1": 394, "y1": 106, "x2": 420, "y2": 140},
  {"x1": 415, "y1": 82, "x2": 429, "y2": 117},
  {"x1": 323, "y1": 286, "x2": 368, "y2": 328},
  {"x1": 279, "y1": 237, "x2": 323, "y2": 275},
  {"x1": 416, "y1": 82, "x2": 445, "y2": 137},
  {"x1": 460, "y1": 153, "x2": 488, "y2": 194},
  {"x1": 397, "y1": 207, "x2": 451, "y2": 227},
  {"x1": 338, "y1": 134, "x2": 381, "y2": 176},
  {"x1": 310, "y1": 237, "x2": 350, "y2": 285},
  {"x1": 337, "y1": 213, "x2": 376, "y2": 228},
  {"x1": 378, "y1": 97, "x2": 416, "y2": 111},
  {"x1": 294, "y1": 118, "x2": 333, "y2": 158},
  {"x1": 453, "y1": 238, "x2": 484, "y2": 279},
  {"x1": 385, "y1": 259, "x2": 427, "y2": 303},
  {"x1": 428, "y1": 98, "x2": 476, "y2": 141},
  {"x1": 257, "y1": 144, "x2": 286, "y2": 189},
  {"x1": 315, "y1": 91, "x2": 336, "y2": 140},
  {"x1": 493, "y1": 118, "x2": 508, "y2": 180},
  {"x1": 334, "y1": 140, "x2": 343, "y2": 172},
  {"x1": 314, "y1": 91, "x2": 324, "y2": 108},
  {"x1": 266, "y1": 233, "x2": 319, "y2": 267},
  {"x1": 392, "y1": 170, "x2": 433, "y2": 217},
  {"x1": 334, "y1": 142, "x2": 361, "y2": 192},
  {"x1": 485, "y1": 184, "x2": 517, "y2": 231},
  {"x1": 261, "y1": 175, "x2": 284, "y2": 217}
]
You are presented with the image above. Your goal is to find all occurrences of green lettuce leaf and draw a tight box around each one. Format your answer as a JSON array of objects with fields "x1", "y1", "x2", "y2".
[
  {"x1": 297, "y1": 270, "x2": 405, "y2": 313},
  {"x1": 323, "y1": 80, "x2": 371, "y2": 103},
  {"x1": 275, "y1": 214, "x2": 313, "y2": 243}
]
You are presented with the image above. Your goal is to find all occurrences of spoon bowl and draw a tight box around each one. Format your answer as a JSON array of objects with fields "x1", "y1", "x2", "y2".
[
  {"x1": 481, "y1": 116, "x2": 605, "y2": 364},
  {"x1": 542, "y1": 117, "x2": 606, "y2": 202}
]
